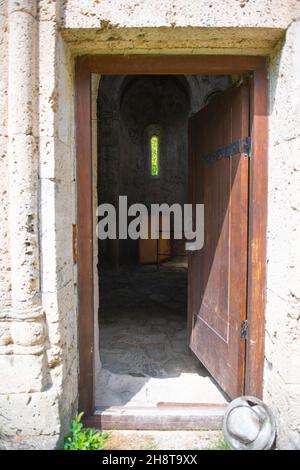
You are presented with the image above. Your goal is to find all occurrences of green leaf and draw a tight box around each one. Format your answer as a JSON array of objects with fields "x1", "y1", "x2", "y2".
[{"x1": 63, "y1": 412, "x2": 110, "y2": 451}]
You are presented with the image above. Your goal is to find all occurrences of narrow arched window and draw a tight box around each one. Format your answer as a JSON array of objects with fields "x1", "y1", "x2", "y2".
[{"x1": 150, "y1": 135, "x2": 159, "y2": 176}]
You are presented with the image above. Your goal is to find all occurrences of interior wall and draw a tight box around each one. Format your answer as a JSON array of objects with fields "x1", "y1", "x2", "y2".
[
  {"x1": 97, "y1": 74, "x2": 230, "y2": 265},
  {"x1": 119, "y1": 76, "x2": 189, "y2": 207}
]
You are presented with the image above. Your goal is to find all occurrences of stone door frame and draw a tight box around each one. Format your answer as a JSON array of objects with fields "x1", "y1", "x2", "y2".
[{"x1": 75, "y1": 55, "x2": 268, "y2": 426}]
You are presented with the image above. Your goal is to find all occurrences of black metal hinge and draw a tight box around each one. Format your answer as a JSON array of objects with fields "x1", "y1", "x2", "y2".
[
  {"x1": 241, "y1": 320, "x2": 249, "y2": 339},
  {"x1": 202, "y1": 136, "x2": 251, "y2": 163}
]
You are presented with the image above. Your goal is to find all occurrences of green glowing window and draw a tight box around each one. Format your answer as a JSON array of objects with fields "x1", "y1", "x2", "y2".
[{"x1": 150, "y1": 135, "x2": 159, "y2": 176}]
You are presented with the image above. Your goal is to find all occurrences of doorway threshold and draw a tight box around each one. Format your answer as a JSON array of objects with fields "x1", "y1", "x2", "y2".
[{"x1": 90, "y1": 404, "x2": 227, "y2": 431}]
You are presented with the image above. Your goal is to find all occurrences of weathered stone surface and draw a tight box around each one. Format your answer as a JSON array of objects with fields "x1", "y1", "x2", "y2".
[
  {"x1": 264, "y1": 18, "x2": 300, "y2": 449},
  {"x1": 0, "y1": 354, "x2": 46, "y2": 393},
  {"x1": 0, "y1": 390, "x2": 61, "y2": 442},
  {"x1": 62, "y1": 0, "x2": 299, "y2": 29},
  {"x1": 0, "y1": 0, "x2": 76, "y2": 450}
]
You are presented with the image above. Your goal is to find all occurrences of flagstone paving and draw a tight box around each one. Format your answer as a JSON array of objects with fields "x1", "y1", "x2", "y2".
[{"x1": 96, "y1": 266, "x2": 228, "y2": 407}]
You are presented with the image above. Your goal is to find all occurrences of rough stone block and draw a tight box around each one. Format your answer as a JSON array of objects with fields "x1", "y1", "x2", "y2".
[
  {"x1": 0, "y1": 390, "x2": 61, "y2": 440},
  {"x1": 0, "y1": 354, "x2": 46, "y2": 393}
]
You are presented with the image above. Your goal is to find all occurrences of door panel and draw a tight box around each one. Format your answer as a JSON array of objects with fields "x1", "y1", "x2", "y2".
[{"x1": 188, "y1": 84, "x2": 249, "y2": 399}]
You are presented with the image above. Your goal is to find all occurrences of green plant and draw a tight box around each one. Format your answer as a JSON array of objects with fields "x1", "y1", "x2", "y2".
[
  {"x1": 63, "y1": 412, "x2": 109, "y2": 450},
  {"x1": 202, "y1": 438, "x2": 232, "y2": 450}
]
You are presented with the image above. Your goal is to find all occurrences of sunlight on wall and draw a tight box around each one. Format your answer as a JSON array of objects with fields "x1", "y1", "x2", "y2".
[{"x1": 151, "y1": 135, "x2": 159, "y2": 176}]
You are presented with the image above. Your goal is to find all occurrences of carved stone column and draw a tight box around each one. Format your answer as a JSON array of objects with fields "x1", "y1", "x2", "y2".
[
  {"x1": 0, "y1": 1, "x2": 11, "y2": 312},
  {"x1": 0, "y1": 0, "x2": 46, "y2": 393}
]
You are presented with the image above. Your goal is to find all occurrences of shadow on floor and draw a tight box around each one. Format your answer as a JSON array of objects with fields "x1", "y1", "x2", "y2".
[{"x1": 96, "y1": 265, "x2": 228, "y2": 408}]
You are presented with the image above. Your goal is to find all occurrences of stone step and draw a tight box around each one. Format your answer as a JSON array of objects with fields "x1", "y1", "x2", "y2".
[{"x1": 87, "y1": 404, "x2": 227, "y2": 431}]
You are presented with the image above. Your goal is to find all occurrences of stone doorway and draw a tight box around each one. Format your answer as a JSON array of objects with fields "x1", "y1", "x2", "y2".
[
  {"x1": 76, "y1": 55, "x2": 268, "y2": 429},
  {"x1": 95, "y1": 74, "x2": 231, "y2": 417}
]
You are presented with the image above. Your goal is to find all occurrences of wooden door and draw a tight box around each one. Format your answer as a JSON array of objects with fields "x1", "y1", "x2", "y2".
[{"x1": 187, "y1": 84, "x2": 250, "y2": 399}]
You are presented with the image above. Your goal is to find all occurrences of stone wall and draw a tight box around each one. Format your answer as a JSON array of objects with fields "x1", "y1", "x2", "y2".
[
  {"x1": 0, "y1": 0, "x2": 299, "y2": 449},
  {"x1": 264, "y1": 20, "x2": 300, "y2": 449},
  {"x1": 61, "y1": 0, "x2": 295, "y2": 55},
  {"x1": 0, "y1": 0, "x2": 77, "y2": 449}
]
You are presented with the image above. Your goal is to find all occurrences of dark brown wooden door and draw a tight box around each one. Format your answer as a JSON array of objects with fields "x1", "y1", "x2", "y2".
[{"x1": 187, "y1": 84, "x2": 250, "y2": 399}]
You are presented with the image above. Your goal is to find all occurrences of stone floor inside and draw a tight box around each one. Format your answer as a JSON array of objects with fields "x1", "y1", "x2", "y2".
[{"x1": 95, "y1": 263, "x2": 228, "y2": 408}]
